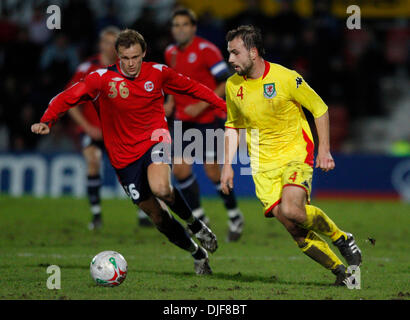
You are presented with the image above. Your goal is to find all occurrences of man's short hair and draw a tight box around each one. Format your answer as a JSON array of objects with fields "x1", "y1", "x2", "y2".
[
  {"x1": 171, "y1": 7, "x2": 197, "y2": 25},
  {"x1": 100, "y1": 26, "x2": 121, "y2": 38},
  {"x1": 226, "y1": 25, "x2": 265, "y2": 57},
  {"x1": 115, "y1": 29, "x2": 147, "y2": 52}
]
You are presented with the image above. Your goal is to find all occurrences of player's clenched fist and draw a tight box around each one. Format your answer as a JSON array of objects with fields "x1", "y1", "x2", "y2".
[
  {"x1": 31, "y1": 123, "x2": 50, "y2": 135},
  {"x1": 220, "y1": 165, "x2": 234, "y2": 195},
  {"x1": 315, "y1": 150, "x2": 335, "y2": 172}
]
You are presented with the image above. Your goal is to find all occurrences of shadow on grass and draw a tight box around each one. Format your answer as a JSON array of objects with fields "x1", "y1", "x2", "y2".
[{"x1": 140, "y1": 269, "x2": 333, "y2": 288}]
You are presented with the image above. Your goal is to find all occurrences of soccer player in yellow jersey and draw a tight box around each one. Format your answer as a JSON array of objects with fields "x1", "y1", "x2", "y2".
[{"x1": 221, "y1": 25, "x2": 362, "y2": 286}]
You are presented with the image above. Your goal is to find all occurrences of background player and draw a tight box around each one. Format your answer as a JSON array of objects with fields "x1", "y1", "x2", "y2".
[
  {"x1": 164, "y1": 8, "x2": 244, "y2": 242},
  {"x1": 67, "y1": 26, "x2": 151, "y2": 229},
  {"x1": 221, "y1": 25, "x2": 362, "y2": 285},
  {"x1": 31, "y1": 29, "x2": 227, "y2": 274}
]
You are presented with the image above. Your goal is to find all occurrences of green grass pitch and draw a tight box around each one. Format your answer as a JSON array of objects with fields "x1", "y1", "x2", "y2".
[{"x1": 0, "y1": 195, "x2": 409, "y2": 300}]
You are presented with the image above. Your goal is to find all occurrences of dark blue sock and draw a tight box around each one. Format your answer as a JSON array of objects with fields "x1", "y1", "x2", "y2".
[
  {"x1": 166, "y1": 186, "x2": 193, "y2": 220},
  {"x1": 87, "y1": 174, "x2": 101, "y2": 214},
  {"x1": 215, "y1": 182, "x2": 237, "y2": 210},
  {"x1": 177, "y1": 173, "x2": 201, "y2": 211},
  {"x1": 155, "y1": 213, "x2": 195, "y2": 252}
]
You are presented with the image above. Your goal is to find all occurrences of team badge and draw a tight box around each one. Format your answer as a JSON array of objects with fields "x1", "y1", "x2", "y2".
[
  {"x1": 263, "y1": 83, "x2": 276, "y2": 99},
  {"x1": 188, "y1": 52, "x2": 197, "y2": 63},
  {"x1": 144, "y1": 81, "x2": 154, "y2": 92}
]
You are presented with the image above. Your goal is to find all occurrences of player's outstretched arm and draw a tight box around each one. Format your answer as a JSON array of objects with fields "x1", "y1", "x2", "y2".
[
  {"x1": 40, "y1": 72, "x2": 101, "y2": 129},
  {"x1": 183, "y1": 82, "x2": 226, "y2": 118},
  {"x1": 163, "y1": 65, "x2": 226, "y2": 113}
]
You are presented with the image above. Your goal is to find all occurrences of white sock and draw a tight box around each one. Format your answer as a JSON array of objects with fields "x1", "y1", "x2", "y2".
[
  {"x1": 91, "y1": 205, "x2": 101, "y2": 215},
  {"x1": 190, "y1": 242, "x2": 199, "y2": 254},
  {"x1": 192, "y1": 208, "x2": 205, "y2": 219},
  {"x1": 227, "y1": 208, "x2": 240, "y2": 219}
]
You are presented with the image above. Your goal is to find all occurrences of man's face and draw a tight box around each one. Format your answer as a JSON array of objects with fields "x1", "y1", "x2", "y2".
[
  {"x1": 227, "y1": 37, "x2": 254, "y2": 77},
  {"x1": 171, "y1": 15, "x2": 196, "y2": 46},
  {"x1": 117, "y1": 44, "x2": 146, "y2": 77},
  {"x1": 99, "y1": 33, "x2": 117, "y2": 62}
]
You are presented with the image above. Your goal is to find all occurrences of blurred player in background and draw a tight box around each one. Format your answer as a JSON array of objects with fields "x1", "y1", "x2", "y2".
[
  {"x1": 66, "y1": 26, "x2": 151, "y2": 230},
  {"x1": 164, "y1": 8, "x2": 244, "y2": 242},
  {"x1": 221, "y1": 25, "x2": 362, "y2": 285},
  {"x1": 32, "y1": 29, "x2": 225, "y2": 274}
]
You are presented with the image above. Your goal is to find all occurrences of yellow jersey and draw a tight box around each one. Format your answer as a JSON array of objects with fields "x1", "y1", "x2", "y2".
[{"x1": 225, "y1": 61, "x2": 328, "y2": 173}]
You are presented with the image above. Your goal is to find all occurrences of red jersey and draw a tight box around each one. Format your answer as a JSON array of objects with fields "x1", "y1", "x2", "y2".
[
  {"x1": 66, "y1": 54, "x2": 104, "y2": 131},
  {"x1": 41, "y1": 61, "x2": 226, "y2": 169},
  {"x1": 164, "y1": 36, "x2": 229, "y2": 123}
]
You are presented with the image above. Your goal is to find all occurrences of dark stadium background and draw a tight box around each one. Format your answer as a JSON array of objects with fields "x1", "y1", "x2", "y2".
[{"x1": 0, "y1": 0, "x2": 409, "y2": 202}]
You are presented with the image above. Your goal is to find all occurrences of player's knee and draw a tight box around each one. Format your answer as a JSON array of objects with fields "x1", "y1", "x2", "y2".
[
  {"x1": 278, "y1": 203, "x2": 292, "y2": 218},
  {"x1": 280, "y1": 203, "x2": 306, "y2": 224},
  {"x1": 152, "y1": 184, "x2": 173, "y2": 201}
]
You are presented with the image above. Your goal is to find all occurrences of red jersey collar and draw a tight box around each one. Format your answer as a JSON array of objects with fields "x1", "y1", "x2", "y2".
[
  {"x1": 262, "y1": 60, "x2": 270, "y2": 79},
  {"x1": 243, "y1": 60, "x2": 270, "y2": 81}
]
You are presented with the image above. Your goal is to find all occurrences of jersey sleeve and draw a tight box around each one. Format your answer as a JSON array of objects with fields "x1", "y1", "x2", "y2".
[
  {"x1": 287, "y1": 70, "x2": 328, "y2": 118},
  {"x1": 162, "y1": 64, "x2": 226, "y2": 112},
  {"x1": 40, "y1": 71, "x2": 102, "y2": 127},
  {"x1": 201, "y1": 44, "x2": 231, "y2": 83},
  {"x1": 225, "y1": 80, "x2": 245, "y2": 129}
]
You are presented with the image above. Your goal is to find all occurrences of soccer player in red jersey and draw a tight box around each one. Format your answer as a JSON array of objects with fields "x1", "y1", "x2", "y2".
[
  {"x1": 31, "y1": 29, "x2": 226, "y2": 274},
  {"x1": 67, "y1": 26, "x2": 151, "y2": 230},
  {"x1": 65, "y1": 26, "x2": 120, "y2": 230},
  {"x1": 164, "y1": 8, "x2": 244, "y2": 242}
]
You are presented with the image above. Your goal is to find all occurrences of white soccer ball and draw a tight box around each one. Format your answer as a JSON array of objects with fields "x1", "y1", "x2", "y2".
[{"x1": 90, "y1": 251, "x2": 128, "y2": 287}]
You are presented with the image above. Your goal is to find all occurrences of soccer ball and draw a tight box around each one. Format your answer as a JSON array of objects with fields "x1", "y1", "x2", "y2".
[{"x1": 90, "y1": 251, "x2": 128, "y2": 287}]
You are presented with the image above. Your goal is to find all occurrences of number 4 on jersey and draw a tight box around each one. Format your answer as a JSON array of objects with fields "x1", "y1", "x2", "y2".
[
  {"x1": 237, "y1": 86, "x2": 244, "y2": 100},
  {"x1": 289, "y1": 172, "x2": 298, "y2": 183}
]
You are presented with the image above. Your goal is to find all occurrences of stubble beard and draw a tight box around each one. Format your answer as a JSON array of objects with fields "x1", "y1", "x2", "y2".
[{"x1": 236, "y1": 59, "x2": 254, "y2": 77}]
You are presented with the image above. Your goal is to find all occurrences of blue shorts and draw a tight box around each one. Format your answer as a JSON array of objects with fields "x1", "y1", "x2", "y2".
[
  {"x1": 115, "y1": 143, "x2": 171, "y2": 205},
  {"x1": 169, "y1": 118, "x2": 225, "y2": 164}
]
